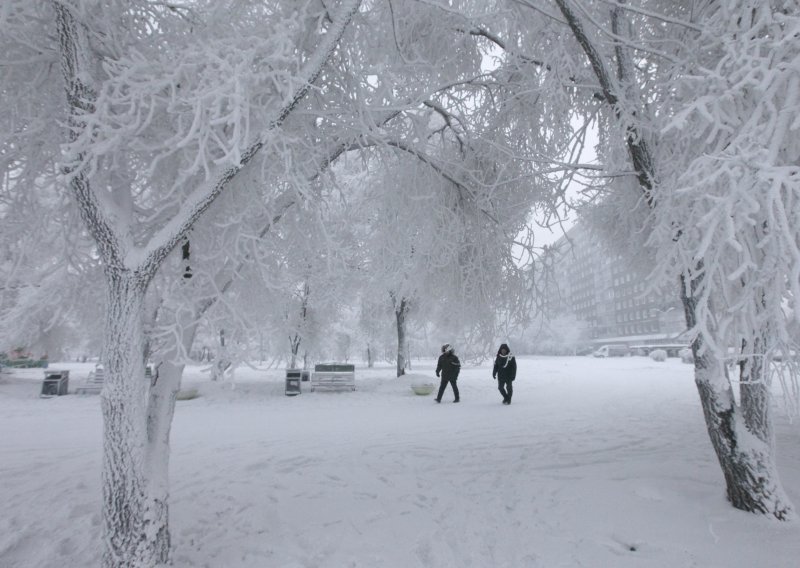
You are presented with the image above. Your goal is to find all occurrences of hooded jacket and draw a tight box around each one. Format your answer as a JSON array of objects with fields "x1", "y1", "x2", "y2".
[
  {"x1": 436, "y1": 350, "x2": 461, "y2": 381},
  {"x1": 493, "y1": 343, "x2": 517, "y2": 381}
]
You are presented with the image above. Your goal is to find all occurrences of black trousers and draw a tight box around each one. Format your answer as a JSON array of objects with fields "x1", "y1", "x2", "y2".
[
  {"x1": 436, "y1": 377, "x2": 459, "y2": 401},
  {"x1": 498, "y1": 377, "x2": 513, "y2": 402}
]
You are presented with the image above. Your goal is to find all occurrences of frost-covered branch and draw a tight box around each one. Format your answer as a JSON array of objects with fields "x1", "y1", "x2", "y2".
[
  {"x1": 597, "y1": 0, "x2": 703, "y2": 32},
  {"x1": 136, "y1": 0, "x2": 362, "y2": 278},
  {"x1": 553, "y1": 0, "x2": 657, "y2": 201},
  {"x1": 54, "y1": 2, "x2": 128, "y2": 271}
]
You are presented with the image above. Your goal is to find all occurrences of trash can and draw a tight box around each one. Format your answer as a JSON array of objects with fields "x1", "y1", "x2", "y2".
[
  {"x1": 300, "y1": 370, "x2": 311, "y2": 382},
  {"x1": 41, "y1": 370, "x2": 70, "y2": 397},
  {"x1": 285, "y1": 369, "x2": 302, "y2": 396}
]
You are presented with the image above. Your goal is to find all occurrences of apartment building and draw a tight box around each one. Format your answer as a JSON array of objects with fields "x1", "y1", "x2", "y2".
[{"x1": 548, "y1": 223, "x2": 685, "y2": 344}]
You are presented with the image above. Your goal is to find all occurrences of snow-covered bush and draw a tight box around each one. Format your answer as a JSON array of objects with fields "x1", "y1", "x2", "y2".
[
  {"x1": 649, "y1": 349, "x2": 667, "y2": 362},
  {"x1": 679, "y1": 349, "x2": 694, "y2": 365}
]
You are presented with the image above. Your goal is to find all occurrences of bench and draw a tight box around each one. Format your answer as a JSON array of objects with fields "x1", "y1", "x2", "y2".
[
  {"x1": 311, "y1": 363, "x2": 355, "y2": 392},
  {"x1": 76, "y1": 365, "x2": 154, "y2": 394},
  {"x1": 76, "y1": 365, "x2": 105, "y2": 395}
]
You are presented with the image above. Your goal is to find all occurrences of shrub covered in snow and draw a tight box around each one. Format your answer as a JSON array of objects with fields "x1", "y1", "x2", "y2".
[
  {"x1": 649, "y1": 349, "x2": 667, "y2": 362},
  {"x1": 679, "y1": 348, "x2": 694, "y2": 364}
]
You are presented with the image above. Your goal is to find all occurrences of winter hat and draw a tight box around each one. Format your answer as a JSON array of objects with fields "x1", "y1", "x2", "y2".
[
  {"x1": 441, "y1": 343, "x2": 454, "y2": 354},
  {"x1": 497, "y1": 343, "x2": 512, "y2": 356}
]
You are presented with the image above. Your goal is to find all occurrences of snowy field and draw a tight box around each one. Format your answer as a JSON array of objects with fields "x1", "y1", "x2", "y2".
[{"x1": 2, "y1": 356, "x2": 800, "y2": 568}]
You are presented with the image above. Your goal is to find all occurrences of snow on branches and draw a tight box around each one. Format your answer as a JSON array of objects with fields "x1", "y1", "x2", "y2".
[
  {"x1": 655, "y1": 1, "x2": 800, "y2": 361},
  {"x1": 59, "y1": 1, "x2": 351, "y2": 244}
]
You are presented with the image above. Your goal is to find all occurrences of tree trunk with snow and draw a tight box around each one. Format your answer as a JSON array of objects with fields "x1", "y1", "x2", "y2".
[
  {"x1": 288, "y1": 281, "x2": 311, "y2": 369},
  {"x1": 395, "y1": 297, "x2": 408, "y2": 377},
  {"x1": 211, "y1": 329, "x2": 229, "y2": 381},
  {"x1": 681, "y1": 274, "x2": 792, "y2": 519},
  {"x1": 143, "y1": 361, "x2": 181, "y2": 561},
  {"x1": 289, "y1": 333, "x2": 301, "y2": 369},
  {"x1": 738, "y1": 303, "x2": 774, "y2": 446},
  {"x1": 100, "y1": 270, "x2": 180, "y2": 565},
  {"x1": 143, "y1": 308, "x2": 201, "y2": 561}
]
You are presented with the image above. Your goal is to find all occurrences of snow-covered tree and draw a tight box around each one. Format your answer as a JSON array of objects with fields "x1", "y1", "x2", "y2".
[
  {"x1": 541, "y1": 0, "x2": 798, "y2": 518},
  {"x1": 651, "y1": 0, "x2": 800, "y2": 519},
  {"x1": 43, "y1": 1, "x2": 363, "y2": 564}
]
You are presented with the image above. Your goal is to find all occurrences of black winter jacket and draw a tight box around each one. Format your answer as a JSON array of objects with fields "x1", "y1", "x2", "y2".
[
  {"x1": 436, "y1": 352, "x2": 461, "y2": 381},
  {"x1": 493, "y1": 354, "x2": 517, "y2": 381}
]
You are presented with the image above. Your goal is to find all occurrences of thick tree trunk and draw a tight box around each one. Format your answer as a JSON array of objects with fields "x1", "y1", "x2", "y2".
[
  {"x1": 101, "y1": 272, "x2": 165, "y2": 567},
  {"x1": 681, "y1": 275, "x2": 793, "y2": 520},
  {"x1": 101, "y1": 274, "x2": 201, "y2": 567},
  {"x1": 395, "y1": 297, "x2": 408, "y2": 377}
]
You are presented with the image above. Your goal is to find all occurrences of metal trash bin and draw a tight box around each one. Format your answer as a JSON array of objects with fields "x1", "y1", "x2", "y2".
[
  {"x1": 285, "y1": 369, "x2": 302, "y2": 396},
  {"x1": 41, "y1": 370, "x2": 70, "y2": 397}
]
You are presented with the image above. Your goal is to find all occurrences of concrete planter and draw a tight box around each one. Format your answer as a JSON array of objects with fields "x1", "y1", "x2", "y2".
[{"x1": 411, "y1": 383, "x2": 435, "y2": 396}]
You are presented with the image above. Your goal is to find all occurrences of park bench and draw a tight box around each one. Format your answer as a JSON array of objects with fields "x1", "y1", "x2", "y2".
[
  {"x1": 76, "y1": 365, "x2": 105, "y2": 395},
  {"x1": 76, "y1": 365, "x2": 153, "y2": 394},
  {"x1": 310, "y1": 363, "x2": 355, "y2": 392}
]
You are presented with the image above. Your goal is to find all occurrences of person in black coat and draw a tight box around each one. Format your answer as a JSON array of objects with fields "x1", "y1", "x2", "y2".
[
  {"x1": 493, "y1": 343, "x2": 516, "y2": 405},
  {"x1": 435, "y1": 343, "x2": 461, "y2": 403}
]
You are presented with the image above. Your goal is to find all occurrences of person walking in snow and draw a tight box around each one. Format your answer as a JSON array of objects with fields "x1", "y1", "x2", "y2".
[
  {"x1": 435, "y1": 343, "x2": 461, "y2": 403},
  {"x1": 493, "y1": 343, "x2": 516, "y2": 405}
]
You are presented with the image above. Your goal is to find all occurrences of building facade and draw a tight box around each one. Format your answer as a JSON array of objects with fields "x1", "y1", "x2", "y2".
[{"x1": 548, "y1": 223, "x2": 685, "y2": 345}]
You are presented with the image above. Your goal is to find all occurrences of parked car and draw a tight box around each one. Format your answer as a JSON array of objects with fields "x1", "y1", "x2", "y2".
[
  {"x1": 593, "y1": 344, "x2": 630, "y2": 358},
  {"x1": 629, "y1": 344, "x2": 688, "y2": 358},
  {"x1": 772, "y1": 349, "x2": 797, "y2": 362}
]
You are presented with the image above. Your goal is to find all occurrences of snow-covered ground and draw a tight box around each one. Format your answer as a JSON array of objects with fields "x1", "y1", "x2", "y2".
[{"x1": 1, "y1": 356, "x2": 800, "y2": 567}]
